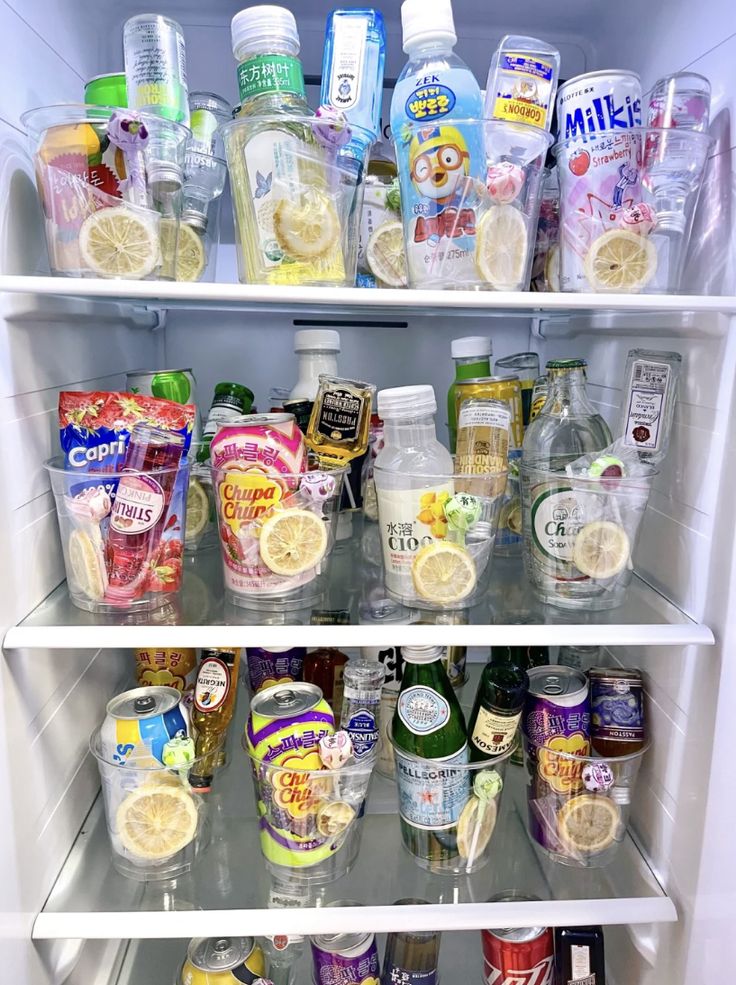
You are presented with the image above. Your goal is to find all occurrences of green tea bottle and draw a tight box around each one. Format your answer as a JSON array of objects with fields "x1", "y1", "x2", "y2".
[
  {"x1": 392, "y1": 644, "x2": 468, "y2": 863},
  {"x1": 447, "y1": 336, "x2": 492, "y2": 452}
]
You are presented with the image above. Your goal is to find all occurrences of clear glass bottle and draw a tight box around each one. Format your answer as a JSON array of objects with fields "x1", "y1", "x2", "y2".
[
  {"x1": 447, "y1": 336, "x2": 492, "y2": 452},
  {"x1": 188, "y1": 91, "x2": 232, "y2": 156},
  {"x1": 484, "y1": 35, "x2": 560, "y2": 132},
  {"x1": 373, "y1": 386, "x2": 454, "y2": 601},
  {"x1": 340, "y1": 659, "x2": 385, "y2": 760},
  {"x1": 289, "y1": 329, "x2": 341, "y2": 401},
  {"x1": 618, "y1": 348, "x2": 682, "y2": 465}
]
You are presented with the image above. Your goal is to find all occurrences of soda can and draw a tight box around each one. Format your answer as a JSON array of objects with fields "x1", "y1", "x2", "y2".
[
  {"x1": 481, "y1": 893, "x2": 554, "y2": 985},
  {"x1": 85, "y1": 73, "x2": 127, "y2": 108},
  {"x1": 311, "y1": 906, "x2": 380, "y2": 985},
  {"x1": 529, "y1": 375, "x2": 549, "y2": 422},
  {"x1": 556, "y1": 70, "x2": 642, "y2": 142},
  {"x1": 179, "y1": 936, "x2": 266, "y2": 985},
  {"x1": 454, "y1": 376, "x2": 523, "y2": 450},
  {"x1": 100, "y1": 685, "x2": 188, "y2": 766},
  {"x1": 245, "y1": 646, "x2": 306, "y2": 694},
  {"x1": 134, "y1": 647, "x2": 197, "y2": 698},
  {"x1": 126, "y1": 369, "x2": 200, "y2": 442},
  {"x1": 455, "y1": 398, "x2": 511, "y2": 498},
  {"x1": 245, "y1": 682, "x2": 335, "y2": 767}
]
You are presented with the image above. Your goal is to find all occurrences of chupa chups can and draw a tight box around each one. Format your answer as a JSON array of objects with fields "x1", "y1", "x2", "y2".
[
  {"x1": 134, "y1": 647, "x2": 197, "y2": 698},
  {"x1": 245, "y1": 682, "x2": 335, "y2": 767},
  {"x1": 245, "y1": 646, "x2": 306, "y2": 693},
  {"x1": 556, "y1": 71, "x2": 642, "y2": 142},
  {"x1": 179, "y1": 935, "x2": 266, "y2": 985},
  {"x1": 311, "y1": 906, "x2": 380, "y2": 985},
  {"x1": 100, "y1": 685, "x2": 188, "y2": 767},
  {"x1": 481, "y1": 894, "x2": 554, "y2": 985},
  {"x1": 454, "y1": 376, "x2": 523, "y2": 450}
]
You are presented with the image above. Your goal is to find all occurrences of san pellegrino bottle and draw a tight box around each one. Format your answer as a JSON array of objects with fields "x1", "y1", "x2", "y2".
[
  {"x1": 392, "y1": 644, "x2": 468, "y2": 863},
  {"x1": 390, "y1": 0, "x2": 484, "y2": 288},
  {"x1": 447, "y1": 336, "x2": 492, "y2": 452}
]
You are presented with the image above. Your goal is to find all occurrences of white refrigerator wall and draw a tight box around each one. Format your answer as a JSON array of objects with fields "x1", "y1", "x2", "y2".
[{"x1": 0, "y1": 2, "x2": 733, "y2": 985}]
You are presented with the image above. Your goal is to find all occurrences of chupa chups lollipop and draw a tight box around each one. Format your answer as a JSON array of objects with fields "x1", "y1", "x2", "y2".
[
  {"x1": 588, "y1": 455, "x2": 625, "y2": 479},
  {"x1": 619, "y1": 203, "x2": 657, "y2": 236},
  {"x1": 444, "y1": 492, "x2": 482, "y2": 545},
  {"x1": 582, "y1": 761, "x2": 614, "y2": 792},
  {"x1": 319, "y1": 729, "x2": 353, "y2": 769},
  {"x1": 486, "y1": 161, "x2": 526, "y2": 204}
]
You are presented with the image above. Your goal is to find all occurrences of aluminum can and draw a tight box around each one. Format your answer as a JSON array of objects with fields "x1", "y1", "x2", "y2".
[
  {"x1": 245, "y1": 682, "x2": 335, "y2": 767},
  {"x1": 100, "y1": 685, "x2": 187, "y2": 766},
  {"x1": 311, "y1": 909, "x2": 380, "y2": 985},
  {"x1": 556, "y1": 70, "x2": 642, "y2": 141},
  {"x1": 454, "y1": 376, "x2": 523, "y2": 449},
  {"x1": 482, "y1": 894, "x2": 553, "y2": 985},
  {"x1": 529, "y1": 376, "x2": 548, "y2": 423},
  {"x1": 455, "y1": 398, "x2": 510, "y2": 498},
  {"x1": 179, "y1": 936, "x2": 266, "y2": 985},
  {"x1": 245, "y1": 646, "x2": 306, "y2": 694},
  {"x1": 134, "y1": 647, "x2": 197, "y2": 698}
]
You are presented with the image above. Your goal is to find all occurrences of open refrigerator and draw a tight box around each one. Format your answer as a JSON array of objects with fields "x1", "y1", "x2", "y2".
[{"x1": 1, "y1": 0, "x2": 734, "y2": 982}]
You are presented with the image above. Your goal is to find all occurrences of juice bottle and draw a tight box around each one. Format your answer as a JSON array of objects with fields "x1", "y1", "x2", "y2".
[
  {"x1": 390, "y1": 0, "x2": 484, "y2": 289},
  {"x1": 447, "y1": 336, "x2": 492, "y2": 452},
  {"x1": 190, "y1": 647, "x2": 241, "y2": 791}
]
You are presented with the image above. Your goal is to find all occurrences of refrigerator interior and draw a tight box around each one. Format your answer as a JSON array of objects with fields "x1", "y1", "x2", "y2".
[{"x1": 0, "y1": 0, "x2": 734, "y2": 982}]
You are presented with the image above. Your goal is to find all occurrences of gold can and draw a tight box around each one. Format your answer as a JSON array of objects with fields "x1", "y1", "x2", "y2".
[
  {"x1": 529, "y1": 375, "x2": 549, "y2": 422},
  {"x1": 180, "y1": 936, "x2": 266, "y2": 985},
  {"x1": 455, "y1": 397, "x2": 510, "y2": 497},
  {"x1": 454, "y1": 376, "x2": 523, "y2": 449},
  {"x1": 134, "y1": 648, "x2": 197, "y2": 697}
]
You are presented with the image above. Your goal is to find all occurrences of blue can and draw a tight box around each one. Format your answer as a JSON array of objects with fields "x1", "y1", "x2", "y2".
[{"x1": 100, "y1": 685, "x2": 188, "y2": 766}]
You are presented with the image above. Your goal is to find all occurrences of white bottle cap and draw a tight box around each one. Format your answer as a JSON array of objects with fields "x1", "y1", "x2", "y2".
[
  {"x1": 231, "y1": 6, "x2": 299, "y2": 59},
  {"x1": 451, "y1": 336, "x2": 492, "y2": 359},
  {"x1": 377, "y1": 385, "x2": 437, "y2": 419},
  {"x1": 401, "y1": 0, "x2": 456, "y2": 52},
  {"x1": 294, "y1": 329, "x2": 341, "y2": 353},
  {"x1": 402, "y1": 644, "x2": 444, "y2": 663}
]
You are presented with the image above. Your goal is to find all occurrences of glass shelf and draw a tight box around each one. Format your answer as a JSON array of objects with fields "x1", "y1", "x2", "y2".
[
  {"x1": 8, "y1": 515, "x2": 713, "y2": 650},
  {"x1": 34, "y1": 674, "x2": 675, "y2": 940}
]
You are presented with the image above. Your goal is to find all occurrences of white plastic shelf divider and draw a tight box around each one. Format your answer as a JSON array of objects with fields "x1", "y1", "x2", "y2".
[
  {"x1": 1, "y1": 274, "x2": 735, "y2": 318},
  {"x1": 6, "y1": 521, "x2": 713, "y2": 649}
]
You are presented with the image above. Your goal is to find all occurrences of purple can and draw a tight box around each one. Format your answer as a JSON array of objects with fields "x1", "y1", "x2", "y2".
[
  {"x1": 523, "y1": 667, "x2": 590, "y2": 851},
  {"x1": 311, "y1": 910, "x2": 379, "y2": 985},
  {"x1": 245, "y1": 647, "x2": 305, "y2": 694}
]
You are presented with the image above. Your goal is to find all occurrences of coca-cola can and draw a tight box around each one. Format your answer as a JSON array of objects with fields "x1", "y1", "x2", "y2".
[{"x1": 481, "y1": 895, "x2": 553, "y2": 985}]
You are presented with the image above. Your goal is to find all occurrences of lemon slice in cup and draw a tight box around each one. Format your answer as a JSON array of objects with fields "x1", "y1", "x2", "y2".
[
  {"x1": 411, "y1": 542, "x2": 476, "y2": 605},
  {"x1": 316, "y1": 800, "x2": 356, "y2": 837},
  {"x1": 116, "y1": 783, "x2": 199, "y2": 861},
  {"x1": 274, "y1": 190, "x2": 340, "y2": 260},
  {"x1": 584, "y1": 229, "x2": 657, "y2": 292},
  {"x1": 457, "y1": 794, "x2": 497, "y2": 861},
  {"x1": 366, "y1": 220, "x2": 408, "y2": 287},
  {"x1": 573, "y1": 520, "x2": 630, "y2": 579},
  {"x1": 475, "y1": 205, "x2": 529, "y2": 290},
  {"x1": 259, "y1": 508, "x2": 328, "y2": 576},
  {"x1": 79, "y1": 206, "x2": 160, "y2": 279},
  {"x1": 557, "y1": 793, "x2": 620, "y2": 856},
  {"x1": 185, "y1": 476, "x2": 210, "y2": 541},
  {"x1": 544, "y1": 243, "x2": 561, "y2": 291},
  {"x1": 68, "y1": 528, "x2": 107, "y2": 600}
]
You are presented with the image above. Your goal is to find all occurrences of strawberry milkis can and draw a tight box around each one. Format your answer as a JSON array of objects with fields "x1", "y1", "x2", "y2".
[{"x1": 179, "y1": 935, "x2": 266, "y2": 985}]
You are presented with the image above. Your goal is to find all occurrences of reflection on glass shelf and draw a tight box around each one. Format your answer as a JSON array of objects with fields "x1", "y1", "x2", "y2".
[
  {"x1": 10, "y1": 515, "x2": 712, "y2": 649},
  {"x1": 35, "y1": 677, "x2": 675, "y2": 939}
]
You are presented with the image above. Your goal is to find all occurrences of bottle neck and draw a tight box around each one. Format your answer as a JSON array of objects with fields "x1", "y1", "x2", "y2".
[
  {"x1": 543, "y1": 368, "x2": 598, "y2": 417},
  {"x1": 235, "y1": 42, "x2": 308, "y2": 115},
  {"x1": 383, "y1": 414, "x2": 439, "y2": 448},
  {"x1": 454, "y1": 356, "x2": 491, "y2": 381},
  {"x1": 405, "y1": 38, "x2": 454, "y2": 59}
]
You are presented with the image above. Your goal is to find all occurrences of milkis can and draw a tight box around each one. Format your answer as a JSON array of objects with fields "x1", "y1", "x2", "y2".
[
  {"x1": 523, "y1": 667, "x2": 590, "y2": 852},
  {"x1": 100, "y1": 685, "x2": 187, "y2": 767},
  {"x1": 311, "y1": 912, "x2": 380, "y2": 985},
  {"x1": 245, "y1": 646, "x2": 306, "y2": 693},
  {"x1": 455, "y1": 376, "x2": 523, "y2": 450},
  {"x1": 482, "y1": 894, "x2": 553, "y2": 985},
  {"x1": 180, "y1": 935, "x2": 266, "y2": 985},
  {"x1": 134, "y1": 647, "x2": 197, "y2": 699},
  {"x1": 556, "y1": 70, "x2": 642, "y2": 141},
  {"x1": 246, "y1": 682, "x2": 336, "y2": 869}
]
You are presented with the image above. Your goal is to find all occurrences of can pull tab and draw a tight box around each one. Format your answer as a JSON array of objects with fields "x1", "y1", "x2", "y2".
[
  {"x1": 274, "y1": 689, "x2": 297, "y2": 707},
  {"x1": 541, "y1": 676, "x2": 564, "y2": 694},
  {"x1": 133, "y1": 694, "x2": 156, "y2": 714},
  {"x1": 214, "y1": 939, "x2": 232, "y2": 952}
]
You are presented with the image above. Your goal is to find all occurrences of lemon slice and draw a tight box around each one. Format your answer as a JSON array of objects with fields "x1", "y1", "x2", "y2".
[
  {"x1": 475, "y1": 205, "x2": 529, "y2": 290},
  {"x1": 544, "y1": 243, "x2": 561, "y2": 291},
  {"x1": 366, "y1": 220, "x2": 408, "y2": 287},
  {"x1": 273, "y1": 190, "x2": 341, "y2": 260},
  {"x1": 259, "y1": 508, "x2": 328, "y2": 576},
  {"x1": 499, "y1": 498, "x2": 522, "y2": 535},
  {"x1": 584, "y1": 229, "x2": 657, "y2": 292},
  {"x1": 68, "y1": 528, "x2": 107, "y2": 600},
  {"x1": 316, "y1": 800, "x2": 356, "y2": 837},
  {"x1": 411, "y1": 542, "x2": 476, "y2": 604},
  {"x1": 175, "y1": 222, "x2": 207, "y2": 282},
  {"x1": 79, "y1": 206, "x2": 160, "y2": 279},
  {"x1": 457, "y1": 795, "x2": 497, "y2": 861},
  {"x1": 557, "y1": 793, "x2": 620, "y2": 856},
  {"x1": 573, "y1": 520, "x2": 630, "y2": 579},
  {"x1": 185, "y1": 476, "x2": 210, "y2": 541},
  {"x1": 116, "y1": 783, "x2": 199, "y2": 860}
]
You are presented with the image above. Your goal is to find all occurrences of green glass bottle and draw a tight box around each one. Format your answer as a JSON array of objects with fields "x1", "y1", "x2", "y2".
[
  {"x1": 447, "y1": 336, "x2": 492, "y2": 452},
  {"x1": 392, "y1": 644, "x2": 469, "y2": 863},
  {"x1": 489, "y1": 637, "x2": 548, "y2": 764},
  {"x1": 468, "y1": 660, "x2": 529, "y2": 762}
]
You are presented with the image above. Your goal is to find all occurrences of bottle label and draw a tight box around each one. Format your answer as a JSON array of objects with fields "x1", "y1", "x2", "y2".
[
  {"x1": 315, "y1": 386, "x2": 362, "y2": 444},
  {"x1": 471, "y1": 707, "x2": 520, "y2": 757},
  {"x1": 398, "y1": 685, "x2": 451, "y2": 735},
  {"x1": 492, "y1": 53, "x2": 555, "y2": 129},
  {"x1": 124, "y1": 19, "x2": 187, "y2": 123},
  {"x1": 377, "y1": 483, "x2": 455, "y2": 589},
  {"x1": 345, "y1": 708, "x2": 380, "y2": 760},
  {"x1": 570, "y1": 944, "x2": 592, "y2": 981},
  {"x1": 110, "y1": 474, "x2": 165, "y2": 534},
  {"x1": 622, "y1": 359, "x2": 671, "y2": 452},
  {"x1": 591, "y1": 674, "x2": 645, "y2": 743},
  {"x1": 386, "y1": 966, "x2": 438, "y2": 985},
  {"x1": 391, "y1": 66, "x2": 484, "y2": 287},
  {"x1": 394, "y1": 743, "x2": 469, "y2": 829},
  {"x1": 529, "y1": 480, "x2": 594, "y2": 582},
  {"x1": 237, "y1": 54, "x2": 306, "y2": 103},
  {"x1": 328, "y1": 15, "x2": 368, "y2": 112},
  {"x1": 203, "y1": 402, "x2": 248, "y2": 438},
  {"x1": 194, "y1": 656, "x2": 230, "y2": 712}
]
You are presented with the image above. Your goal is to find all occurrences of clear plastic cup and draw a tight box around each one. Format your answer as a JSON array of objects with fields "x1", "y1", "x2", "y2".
[
  {"x1": 210, "y1": 466, "x2": 345, "y2": 611},
  {"x1": 45, "y1": 456, "x2": 190, "y2": 614},
  {"x1": 222, "y1": 116, "x2": 372, "y2": 286},
  {"x1": 553, "y1": 127, "x2": 713, "y2": 293},
  {"x1": 21, "y1": 104, "x2": 189, "y2": 280},
  {"x1": 90, "y1": 728, "x2": 214, "y2": 881},
  {"x1": 522, "y1": 731, "x2": 649, "y2": 868},
  {"x1": 246, "y1": 742, "x2": 375, "y2": 884},
  {"x1": 521, "y1": 464, "x2": 655, "y2": 611},
  {"x1": 180, "y1": 152, "x2": 228, "y2": 282}
]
